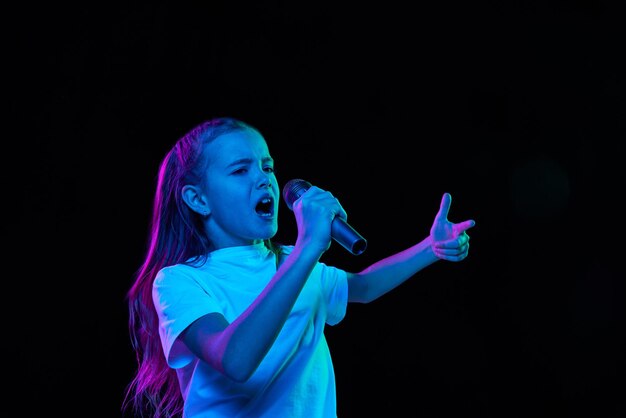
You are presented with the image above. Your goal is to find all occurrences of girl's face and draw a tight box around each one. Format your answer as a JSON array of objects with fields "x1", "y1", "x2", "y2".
[{"x1": 200, "y1": 128, "x2": 279, "y2": 249}]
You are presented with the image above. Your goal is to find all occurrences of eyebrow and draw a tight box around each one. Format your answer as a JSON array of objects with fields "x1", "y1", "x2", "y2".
[{"x1": 226, "y1": 156, "x2": 274, "y2": 168}]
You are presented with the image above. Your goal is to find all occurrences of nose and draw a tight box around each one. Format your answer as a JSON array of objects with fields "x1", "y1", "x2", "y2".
[{"x1": 256, "y1": 171, "x2": 272, "y2": 189}]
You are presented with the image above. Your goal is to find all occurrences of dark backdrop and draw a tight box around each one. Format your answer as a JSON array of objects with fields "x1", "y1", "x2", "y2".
[{"x1": 6, "y1": 1, "x2": 625, "y2": 417}]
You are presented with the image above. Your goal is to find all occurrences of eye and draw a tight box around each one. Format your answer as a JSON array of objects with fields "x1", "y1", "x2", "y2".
[
  {"x1": 264, "y1": 166, "x2": 275, "y2": 173},
  {"x1": 232, "y1": 168, "x2": 248, "y2": 174}
]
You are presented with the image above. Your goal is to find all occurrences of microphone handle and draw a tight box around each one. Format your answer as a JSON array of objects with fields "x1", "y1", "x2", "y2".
[{"x1": 331, "y1": 217, "x2": 368, "y2": 255}]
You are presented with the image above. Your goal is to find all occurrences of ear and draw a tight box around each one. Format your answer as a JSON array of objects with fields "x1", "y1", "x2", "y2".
[{"x1": 181, "y1": 185, "x2": 210, "y2": 216}]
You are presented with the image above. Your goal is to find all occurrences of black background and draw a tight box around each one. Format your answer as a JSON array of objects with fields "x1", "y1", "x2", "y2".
[{"x1": 6, "y1": 1, "x2": 625, "y2": 417}]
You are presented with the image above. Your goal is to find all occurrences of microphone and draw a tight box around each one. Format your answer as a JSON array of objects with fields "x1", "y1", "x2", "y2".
[{"x1": 282, "y1": 179, "x2": 367, "y2": 255}]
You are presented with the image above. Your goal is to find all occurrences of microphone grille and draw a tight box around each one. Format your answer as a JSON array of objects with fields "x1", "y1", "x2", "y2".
[{"x1": 282, "y1": 179, "x2": 312, "y2": 210}]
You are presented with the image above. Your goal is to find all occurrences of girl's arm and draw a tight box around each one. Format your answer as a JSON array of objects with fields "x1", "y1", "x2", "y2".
[{"x1": 347, "y1": 193, "x2": 475, "y2": 303}]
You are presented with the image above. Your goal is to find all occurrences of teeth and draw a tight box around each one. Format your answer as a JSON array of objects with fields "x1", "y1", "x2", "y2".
[{"x1": 256, "y1": 197, "x2": 274, "y2": 217}]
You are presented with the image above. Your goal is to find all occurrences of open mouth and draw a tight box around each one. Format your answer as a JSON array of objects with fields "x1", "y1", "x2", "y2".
[{"x1": 255, "y1": 197, "x2": 274, "y2": 218}]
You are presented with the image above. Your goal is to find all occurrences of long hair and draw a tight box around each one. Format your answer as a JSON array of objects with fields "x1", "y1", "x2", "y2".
[{"x1": 122, "y1": 117, "x2": 282, "y2": 418}]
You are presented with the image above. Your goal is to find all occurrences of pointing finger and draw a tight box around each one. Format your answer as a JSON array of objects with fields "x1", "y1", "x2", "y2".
[{"x1": 455, "y1": 219, "x2": 476, "y2": 234}]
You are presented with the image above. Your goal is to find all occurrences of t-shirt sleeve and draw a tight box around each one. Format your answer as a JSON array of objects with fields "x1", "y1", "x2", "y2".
[
  {"x1": 280, "y1": 245, "x2": 349, "y2": 326},
  {"x1": 152, "y1": 265, "x2": 221, "y2": 369},
  {"x1": 318, "y1": 263, "x2": 348, "y2": 326}
]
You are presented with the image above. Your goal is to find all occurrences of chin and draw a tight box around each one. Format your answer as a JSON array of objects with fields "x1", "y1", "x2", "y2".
[{"x1": 260, "y1": 224, "x2": 279, "y2": 240}]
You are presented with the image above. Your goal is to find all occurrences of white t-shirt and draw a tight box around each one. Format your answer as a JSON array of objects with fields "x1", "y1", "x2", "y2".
[{"x1": 152, "y1": 243, "x2": 348, "y2": 418}]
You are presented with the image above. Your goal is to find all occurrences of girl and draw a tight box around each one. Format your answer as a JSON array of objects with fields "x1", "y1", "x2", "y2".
[{"x1": 123, "y1": 116, "x2": 475, "y2": 418}]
